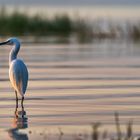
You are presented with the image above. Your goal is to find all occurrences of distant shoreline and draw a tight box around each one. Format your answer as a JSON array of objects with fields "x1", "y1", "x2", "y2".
[
  {"x1": 1, "y1": 5, "x2": 140, "y2": 19},
  {"x1": 0, "y1": 6, "x2": 140, "y2": 42}
]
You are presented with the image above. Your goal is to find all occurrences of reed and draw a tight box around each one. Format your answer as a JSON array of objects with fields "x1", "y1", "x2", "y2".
[{"x1": 0, "y1": 7, "x2": 140, "y2": 42}]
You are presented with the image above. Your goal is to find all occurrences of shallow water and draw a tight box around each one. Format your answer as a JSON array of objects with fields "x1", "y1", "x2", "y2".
[{"x1": 0, "y1": 39, "x2": 140, "y2": 139}]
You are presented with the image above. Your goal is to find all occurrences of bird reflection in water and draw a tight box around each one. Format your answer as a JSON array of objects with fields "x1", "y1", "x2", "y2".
[{"x1": 8, "y1": 106, "x2": 28, "y2": 140}]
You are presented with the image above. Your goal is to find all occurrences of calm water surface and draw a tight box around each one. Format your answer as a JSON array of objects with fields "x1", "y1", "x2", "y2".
[{"x1": 0, "y1": 39, "x2": 140, "y2": 139}]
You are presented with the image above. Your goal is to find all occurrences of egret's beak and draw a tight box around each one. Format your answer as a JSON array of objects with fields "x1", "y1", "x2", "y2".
[{"x1": 0, "y1": 40, "x2": 10, "y2": 46}]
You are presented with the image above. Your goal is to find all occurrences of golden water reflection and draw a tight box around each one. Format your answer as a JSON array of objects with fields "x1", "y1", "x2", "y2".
[
  {"x1": 0, "y1": 41, "x2": 140, "y2": 139},
  {"x1": 8, "y1": 106, "x2": 28, "y2": 140}
]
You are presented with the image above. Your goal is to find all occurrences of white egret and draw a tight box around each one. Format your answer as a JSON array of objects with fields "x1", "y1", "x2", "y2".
[{"x1": 0, "y1": 38, "x2": 28, "y2": 108}]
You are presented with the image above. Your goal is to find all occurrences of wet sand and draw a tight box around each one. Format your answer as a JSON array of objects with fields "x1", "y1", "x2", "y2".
[{"x1": 0, "y1": 41, "x2": 140, "y2": 139}]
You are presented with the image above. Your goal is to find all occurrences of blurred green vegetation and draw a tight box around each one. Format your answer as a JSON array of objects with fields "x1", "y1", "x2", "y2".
[
  {"x1": 130, "y1": 25, "x2": 140, "y2": 41},
  {"x1": 0, "y1": 7, "x2": 140, "y2": 42},
  {"x1": 0, "y1": 7, "x2": 72, "y2": 37}
]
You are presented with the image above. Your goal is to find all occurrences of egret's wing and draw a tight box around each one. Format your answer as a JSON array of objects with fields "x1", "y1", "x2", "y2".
[
  {"x1": 9, "y1": 59, "x2": 28, "y2": 95},
  {"x1": 20, "y1": 62, "x2": 28, "y2": 94}
]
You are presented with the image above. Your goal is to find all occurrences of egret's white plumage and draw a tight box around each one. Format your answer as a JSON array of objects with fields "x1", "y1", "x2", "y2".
[
  {"x1": 9, "y1": 59, "x2": 28, "y2": 96},
  {"x1": 0, "y1": 38, "x2": 28, "y2": 107}
]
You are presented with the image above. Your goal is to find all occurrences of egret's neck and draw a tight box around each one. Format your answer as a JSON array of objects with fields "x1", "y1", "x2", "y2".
[{"x1": 9, "y1": 43, "x2": 20, "y2": 65}]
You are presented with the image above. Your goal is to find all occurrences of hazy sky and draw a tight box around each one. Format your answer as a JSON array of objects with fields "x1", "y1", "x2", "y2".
[{"x1": 0, "y1": 0, "x2": 140, "y2": 6}]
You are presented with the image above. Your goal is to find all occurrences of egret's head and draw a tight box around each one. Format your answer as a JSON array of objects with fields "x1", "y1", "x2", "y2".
[{"x1": 0, "y1": 37, "x2": 20, "y2": 46}]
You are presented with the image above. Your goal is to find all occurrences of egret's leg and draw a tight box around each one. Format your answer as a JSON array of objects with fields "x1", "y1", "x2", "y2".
[
  {"x1": 21, "y1": 104, "x2": 25, "y2": 118},
  {"x1": 15, "y1": 104, "x2": 18, "y2": 118},
  {"x1": 15, "y1": 91, "x2": 18, "y2": 108},
  {"x1": 21, "y1": 96, "x2": 24, "y2": 108}
]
